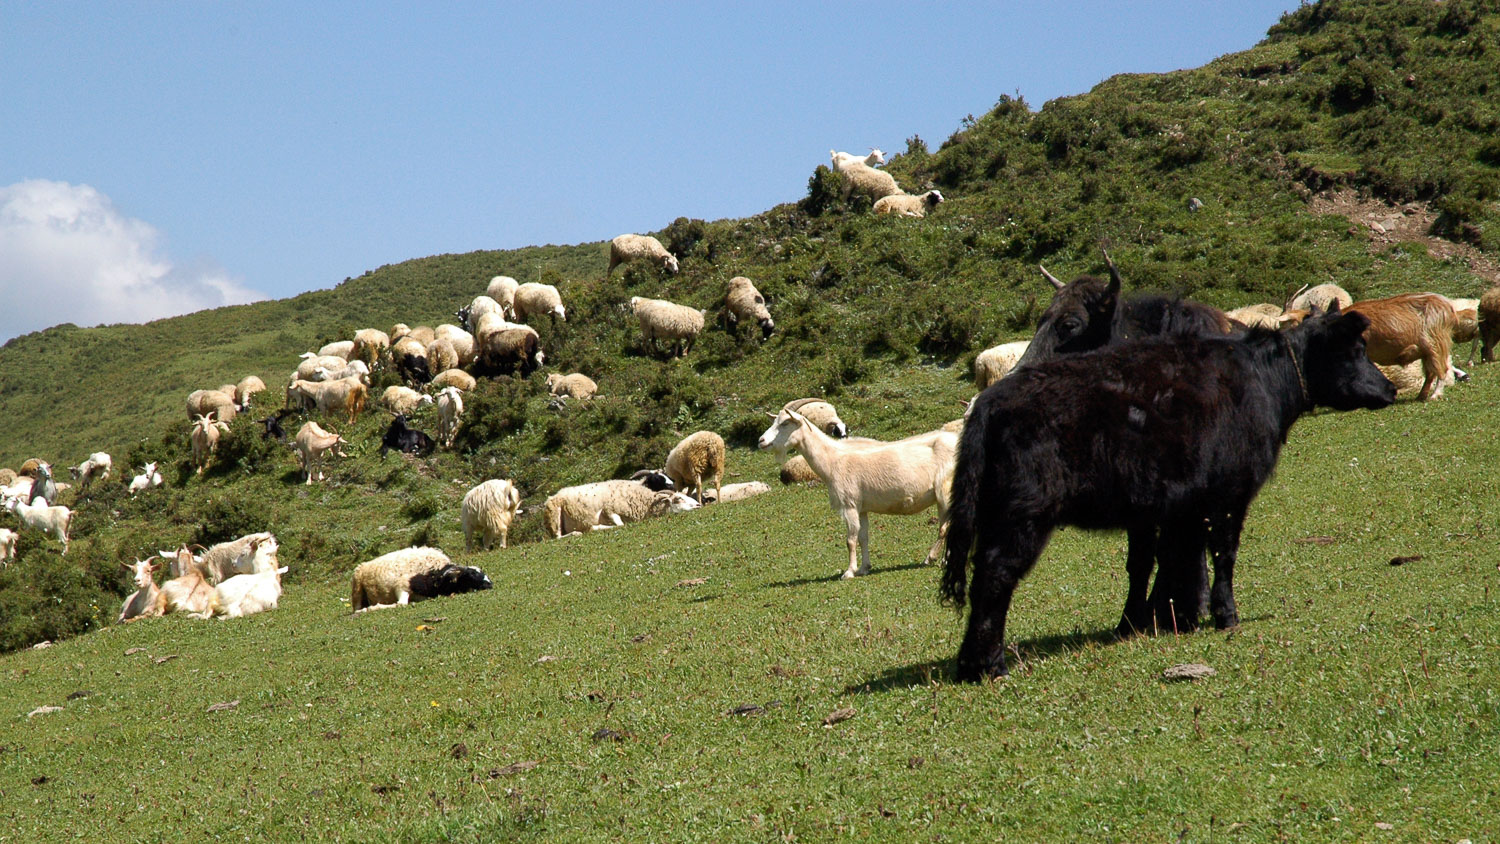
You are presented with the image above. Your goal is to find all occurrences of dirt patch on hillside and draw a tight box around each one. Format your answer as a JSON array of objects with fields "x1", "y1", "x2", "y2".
[{"x1": 1310, "y1": 189, "x2": 1498, "y2": 286}]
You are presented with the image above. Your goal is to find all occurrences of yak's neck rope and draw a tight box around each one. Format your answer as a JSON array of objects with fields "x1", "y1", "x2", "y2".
[{"x1": 1280, "y1": 332, "x2": 1310, "y2": 405}]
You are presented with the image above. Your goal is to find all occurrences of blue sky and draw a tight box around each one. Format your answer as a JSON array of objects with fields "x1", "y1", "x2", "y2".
[{"x1": 0, "y1": 1, "x2": 1293, "y2": 341}]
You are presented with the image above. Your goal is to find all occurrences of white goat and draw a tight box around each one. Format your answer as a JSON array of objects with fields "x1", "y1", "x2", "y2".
[
  {"x1": 435, "y1": 386, "x2": 464, "y2": 448},
  {"x1": 0, "y1": 528, "x2": 16, "y2": 565},
  {"x1": 830, "y1": 149, "x2": 887, "y2": 171},
  {"x1": 757, "y1": 409, "x2": 956, "y2": 579},
  {"x1": 128, "y1": 462, "x2": 163, "y2": 496},
  {"x1": 3, "y1": 493, "x2": 72, "y2": 555},
  {"x1": 213, "y1": 565, "x2": 288, "y2": 619}
]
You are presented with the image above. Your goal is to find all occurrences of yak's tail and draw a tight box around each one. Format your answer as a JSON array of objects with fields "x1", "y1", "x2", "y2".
[{"x1": 939, "y1": 396, "x2": 992, "y2": 609}]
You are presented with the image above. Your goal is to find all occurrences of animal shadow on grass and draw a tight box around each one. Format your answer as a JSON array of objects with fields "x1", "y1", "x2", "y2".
[
  {"x1": 764, "y1": 560, "x2": 930, "y2": 590},
  {"x1": 842, "y1": 627, "x2": 1120, "y2": 695}
]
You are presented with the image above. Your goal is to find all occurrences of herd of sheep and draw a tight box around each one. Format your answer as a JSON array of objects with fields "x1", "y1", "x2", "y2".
[{"x1": 5, "y1": 146, "x2": 1498, "y2": 645}]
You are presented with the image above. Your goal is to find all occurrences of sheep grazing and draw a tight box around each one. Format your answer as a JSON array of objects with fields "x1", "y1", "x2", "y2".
[
  {"x1": 17, "y1": 459, "x2": 43, "y2": 478},
  {"x1": 0, "y1": 468, "x2": 15, "y2": 487},
  {"x1": 487, "y1": 276, "x2": 520, "y2": 318},
  {"x1": 758, "y1": 408, "x2": 957, "y2": 579},
  {"x1": 310, "y1": 360, "x2": 371, "y2": 384},
  {"x1": 216, "y1": 383, "x2": 239, "y2": 401},
  {"x1": 286, "y1": 377, "x2": 368, "y2": 423},
  {"x1": 543, "y1": 480, "x2": 700, "y2": 538},
  {"x1": 873, "y1": 190, "x2": 944, "y2": 218},
  {"x1": 1378, "y1": 360, "x2": 1461, "y2": 398},
  {"x1": 1479, "y1": 286, "x2": 1500, "y2": 363},
  {"x1": 197, "y1": 532, "x2": 280, "y2": 584},
  {"x1": 295, "y1": 354, "x2": 349, "y2": 382},
  {"x1": 118, "y1": 559, "x2": 164, "y2": 623},
  {"x1": 155, "y1": 546, "x2": 216, "y2": 618},
  {"x1": 1346, "y1": 293, "x2": 1458, "y2": 400},
  {"x1": 779, "y1": 398, "x2": 847, "y2": 440},
  {"x1": 2, "y1": 495, "x2": 72, "y2": 555},
  {"x1": 840, "y1": 161, "x2": 903, "y2": 202},
  {"x1": 463, "y1": 295, "x2": 506, "y2": 332},
  {"x1": 630, "y1": 296, "x2": 705, "y2": 358},
  {"x1": 434, "y1": 324, "x2": 477, "y2": 366},
  {"x1": 381, "y1": 385, "x2": 434, "y2": 415},
  {"x1": 0, "y1": 528, "x2": 17, "y2": 566},
  {"x1": 186, "y1": 389, "x2": 237, "y2": 423},
  {"x1": 1287, "y1": 283, "x2": 1354, "y2": 313},
  {"x1": 830, "y1": 148, "x2": 887, "y2": 171},
  {"x1": 422, "y1": 339, "x2": 456, "y2": 379},
  {"x1": 351, "y1": 328, "x2": 391, "y2": 367},
  {"x1": 407, "y1": 326, "x2": 437, "y2": 346},
  {"x1": 430, "y1": 368, "x2": 477, "y2": 392},
  {"x1": 294, "y1": 421, "x2": 348, "y2": 484},
  {"x1": 514, "y1": 282, "x2": 566, "y2": 323},
  {"x1": 704, "y1": 481, "x2": 771, "y2": 504},
  {"x1": 128, "y1": 462, "x2": 162, "y2": 496},
  {"x1": 235, "y1": 375, "x2": 267, "y2": 410},
  {"x1": 461, "y1": 479, "x2": 522, "y2": 551},
  {"x1": 663, "y1": 431, "x2": 726, "y2": 504},
  {"x1": 546, "y1": 372, "x2": 597, "y2": 400},
  {"x1": 190, "y1": 415, "x2": 230, "y2": 474},
  {"x1": 318, "y1": 339, "x2": 356, "y2": 359},
  {"x1": 213, "y1": 564, "x2": 289, "y2": 619},
  {"x1": 725, "y1": 276, "x2": 774, "y2": 339},
  {"x1": 390, "y1": 323, "x2": 412, "y2": 343},
  {"x1": 608, "y1": 234, "x2": 680, "y2": 276},
  {"x1": 478, "y1": 325, "x2": 545, "y2": 377},
  {"x1": 380, "y1": 415, "x2": 434, "y2": 457},
  {"x1": 973, "y1": 341, "x2": 1031, "y2": 389},
  {"x1": 435, "y1": 386, "x2": 464, "y2": 448},
  {"x1": 350, "y1": 547, "x2": 492, "y2": 612},
  {"x1": 391, "y1": 335, "x2": 427, "y2": 363}
]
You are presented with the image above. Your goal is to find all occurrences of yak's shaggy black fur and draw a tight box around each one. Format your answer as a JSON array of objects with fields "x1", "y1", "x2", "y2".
[{"x1": 941, "y1": 311, "x2": 1395, "y2": 681}]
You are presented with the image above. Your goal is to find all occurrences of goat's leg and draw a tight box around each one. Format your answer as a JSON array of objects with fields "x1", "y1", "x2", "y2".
[
  {"x1": 855, "y1": 512, "x2": 871, "y2": 576},
  {"x1": 925, "y1": 497, "x2": 950, "y2": 566},
  {"x1": 840, "y1": 508, "x2": 861, "y2": 579},
  {"x1": 1118, "y1": 525, "x2": 1157, "y2": 637},
  {"x1": 1419, "y1": 344, "x2": 1448, "y2": 400}
]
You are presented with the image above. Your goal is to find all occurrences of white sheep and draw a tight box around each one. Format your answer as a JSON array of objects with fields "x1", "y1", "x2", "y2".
[
  {"x1": 430, "y1": 369, "x2": 477, "y2": 392},
  {"x1": 390, "y1": 323, "x2": 412, "y2": 343},
  {"x1": 69, "y1": 452, "x2": 113, "y2": 490},
  {"x1": 235, "y1": 375, "x2": 267, "y2": 410},
  {"x1": 196, "y1": 532, "x2": 280, "y2": 584},
  {"x1": 779, "y1": 455, "x2": 821, "y2": 485},
  {"x1": 725, "y1": 276, "x2": 774, "y2": 338},
  {"x1": 1287, "y1": 283, "x2": 1354, "y2": 313},
  {"x1": 545, "y1": 372, "x2": 597, "y2": 400},
  {"x1": 128, "y1": 462, "x2": 162, "y2": 496},
  {"x1": 830, "y1": 148, "x2": 887, "y2": 171},
  {"x1": 1226, "y1": 303, "x2": 1289, "y2": 330},
  {"x1": 478, "y1": 324, "x2": 545, "y2": 376},
  {"x1": 381, "y1": 385, "x2": 434, "y2": 415},
  {"x1": 466, "y1": 295, "x2": 506, "y2": 331},
  {"x1": 294, "y1": 421, "x2": 348, "y2": 485},
  {"x1": 0, "y1": 528, "x2": 17, "y2": 565},
  {"x1": 973, "y1": 340, "x2": 1030, "y2": 389},
  {"x1": 543, "y1": 480, "x2": 699, "y2": 538},
  {"x1": 310, "y1": 359, "x2": 371, "y2": 384},
  {"x1": 758, "y1": 409, "x2": 957, "y2": 579},
  {"x1": 352, "y1": 329, "x2": 391, "y2": 367},
  {"x1": 407, "y1": 326, "x2": 437, "y2": 346},
  {"x1": 487, "y1": 276, "x2": 520, "y2": 318},
  {"x1": 189, "y1": 415, "x2": 229, "y2": 474},
  {"x1": 426, "y1": 338, "x2": 459, "y2": 378},
  {"x1": 349, "y1": 547, "x2": 492, "y2": 612},
  {"x1": 434, "y1": 324, "x2": 477, "y2": 366},
  {"x1": 295, "y1": 354, "x2": 350, "y2": 382},
  {"x1": 779, "y1": 398, "x2": 847, "y2": 440},
  {"x1": 3, "y1": 495, "x2": 72, "y2": 555},
  {"x1": 213, "y1": 564, "x2": 288, "y2": 619},
  {"x1": 461, "y1": 479, "x2": 522, "y2": 551},
  {"x1": 435, "y1": 386, "x2": 464, "y2": 448},
  {"x1": 118, "y1": 559, "x2": 164, "y2": 623},
  {"x1": 840, "y1": 161, "x2": 903, "y2": 201},
  {"x1": 186, "y1": 389, "x2": 237, "y2": 423},
  {"x1": 704, "y1": 481, "x2": 771, "y2": 504},
  {"x1": 608, "y1": 234, "x2": 680, "y2": 275},
  {"x1": 513, "y1": 282, "x2": 566, "y2": 322},
  {"x1": 391, "y1": 336, "x2": 428, "y2": 365},
  {"x1": 317, "y1": 339, "x2": 355, "y2": 359},
  {"x1": 630, "y1": 296, "x2": 705, "y2": 357},
  {"x1": 663, "y1": 430, "x2": 725, "y2": 504},
  {"x1": 873, "y1": 190, "x2": 944, "y2": 218}
]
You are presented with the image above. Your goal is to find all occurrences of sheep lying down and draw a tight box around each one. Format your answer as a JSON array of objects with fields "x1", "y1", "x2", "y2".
[{"x1": 350, "y1": 547, "x2": 493, "y2": 612}]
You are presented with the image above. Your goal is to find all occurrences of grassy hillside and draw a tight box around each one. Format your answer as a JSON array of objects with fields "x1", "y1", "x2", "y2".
[{"x1": 2, "y1": 0, "x2": 1500, "y2": 835}]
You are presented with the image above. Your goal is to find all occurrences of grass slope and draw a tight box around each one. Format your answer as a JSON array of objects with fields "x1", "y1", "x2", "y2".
[{"x1": 2, "y1": 373, "x2": 1497, "y2": 840}]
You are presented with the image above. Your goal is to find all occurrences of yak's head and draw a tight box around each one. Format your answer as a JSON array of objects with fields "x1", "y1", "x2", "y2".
[
  {"x1": 1012, "y1": 253, "x2": 1123, "y2": 372},
  {"x1": 1294, "y1": 305, "x2": 1397, "y2": 411},
  {"x1": 409, "y1": 564, "x2": 493, "y2": 599}
]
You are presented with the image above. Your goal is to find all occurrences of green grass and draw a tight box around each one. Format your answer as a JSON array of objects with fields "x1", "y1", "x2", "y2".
[{"x1": 3, "y1": 370, "x2": 1498, "y2": 841}]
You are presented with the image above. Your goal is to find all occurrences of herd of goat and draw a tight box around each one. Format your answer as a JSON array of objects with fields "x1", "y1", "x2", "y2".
[{"x1": 4, "y1": 150, "x2": 1498, "y2": 676}]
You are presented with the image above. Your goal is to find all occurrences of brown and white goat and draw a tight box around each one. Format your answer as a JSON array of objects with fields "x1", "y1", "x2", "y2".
[
  {"x1": 155, "y1": 546, "x2": 216, "y2": 618},
  {"x1": 1344, "y1": 293, "x2": 1457, "y2": 400}
]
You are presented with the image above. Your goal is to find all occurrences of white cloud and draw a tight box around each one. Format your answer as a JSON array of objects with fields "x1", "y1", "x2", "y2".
[{"x1": 0, "y1": 180, "x2": 266, "y2": 342}]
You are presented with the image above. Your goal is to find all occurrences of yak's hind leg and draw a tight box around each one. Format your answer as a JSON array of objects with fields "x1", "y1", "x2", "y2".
[
  {"x1": 1117, "y1": 524, "x2": 1157, "y2": 638},
  {"x1": 954, "y1": 522, "x2": 1050, "y2": 682},
  {"x1": 1207, "y1": 509, "x2": 1248, "y2": 630},
  {"x1": 1152, "y1": 519, "x2": 1208, "y2": 634}
]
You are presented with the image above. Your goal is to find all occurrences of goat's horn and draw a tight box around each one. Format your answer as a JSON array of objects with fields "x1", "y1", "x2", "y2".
[{"x1": 1038, "y1": 265, "x2": 1065, "y2": 290}]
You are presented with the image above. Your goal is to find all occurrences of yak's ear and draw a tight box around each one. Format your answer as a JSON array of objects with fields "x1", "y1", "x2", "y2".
[
  {"x1": 1331, "y1": 310, "x2": 1371, "y2": 337},
  {"x1": 1326, "y1": 299, "x2": 1342, "y2": 315}
]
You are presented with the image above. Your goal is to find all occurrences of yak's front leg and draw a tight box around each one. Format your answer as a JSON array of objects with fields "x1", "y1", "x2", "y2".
[
  {"x1": 954, "y1": 523, "x2": 1049, "y2": 682},
  {"x1": 1153, "y1": 519, "x2": 1208, "y2": 633},
  {"x1": 1117, "y1": 524, "x2": 1157, "y2": 637},
  {"x1": 1207, "y1": 509, "x2": 1247, "y2": 630}
]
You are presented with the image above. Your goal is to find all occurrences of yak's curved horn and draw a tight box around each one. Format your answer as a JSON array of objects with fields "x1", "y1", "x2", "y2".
[{"x1": 1038, "y1": 265, "x2": 1065, "y2": 290}]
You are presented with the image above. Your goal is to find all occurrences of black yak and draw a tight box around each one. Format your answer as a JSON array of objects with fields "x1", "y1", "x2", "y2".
[{"x1": 941, "y1": 309, "x2": 1396, "y2": 681}]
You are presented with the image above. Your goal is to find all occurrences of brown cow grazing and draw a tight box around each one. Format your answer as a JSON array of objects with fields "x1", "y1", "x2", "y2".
[{"x1": 1345, "y1": 293, "x2": 1457, "y2": 400}]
